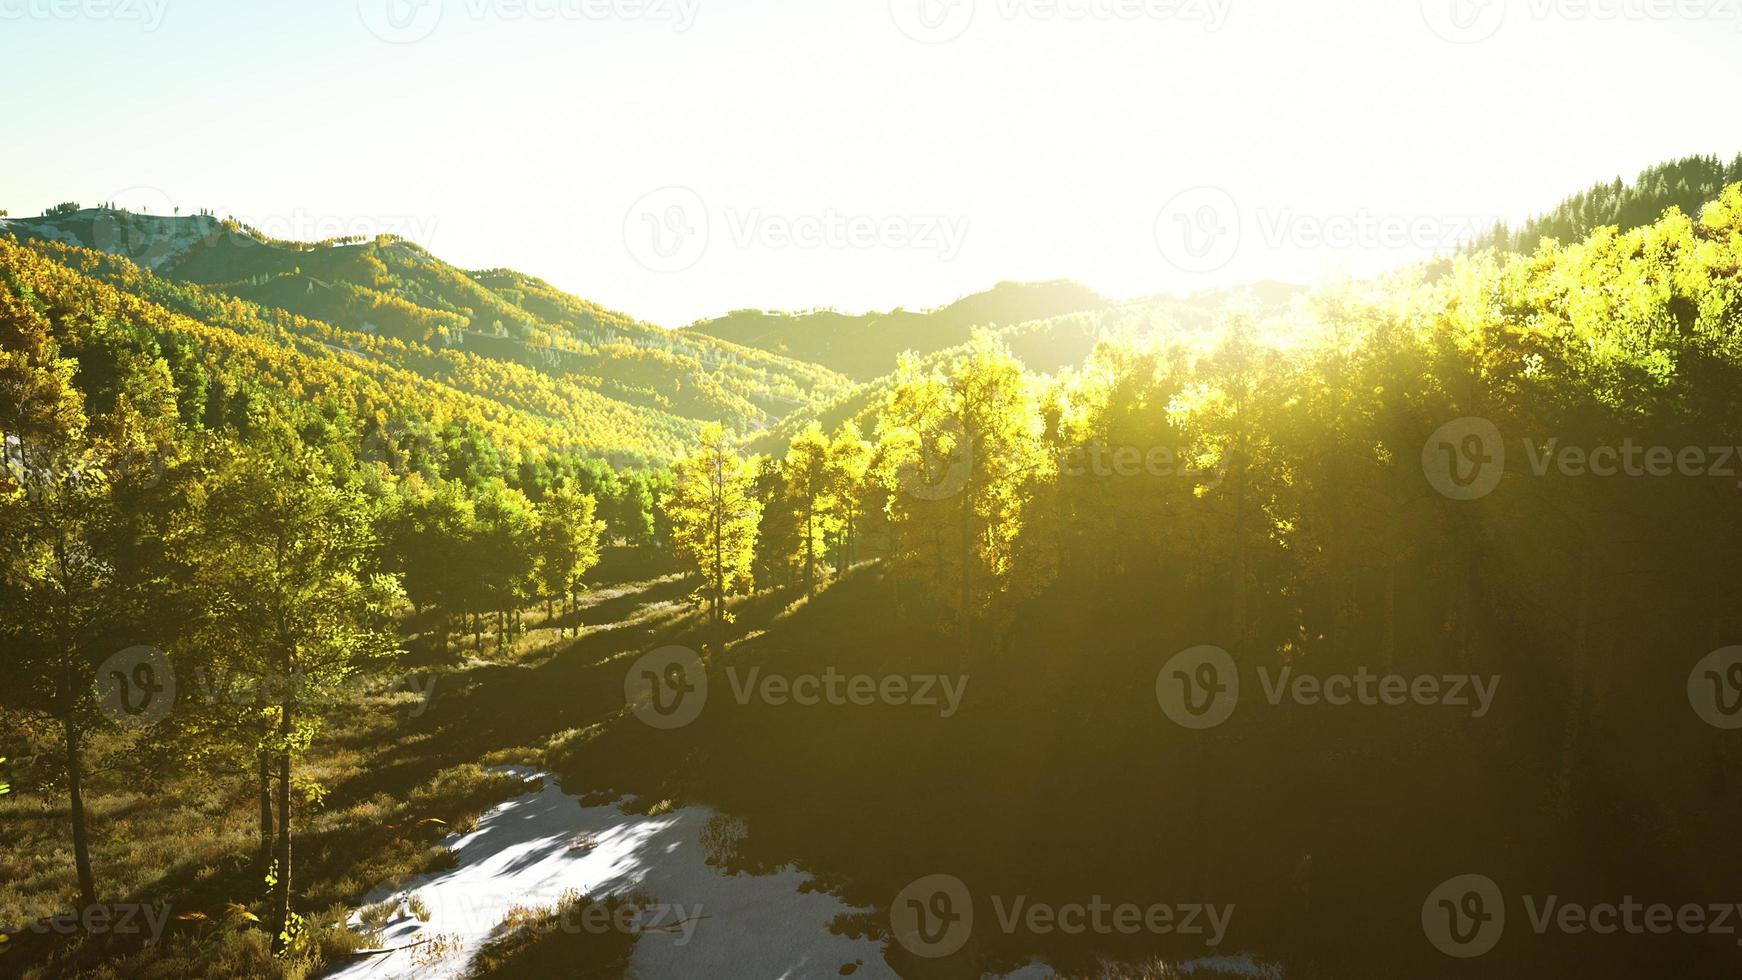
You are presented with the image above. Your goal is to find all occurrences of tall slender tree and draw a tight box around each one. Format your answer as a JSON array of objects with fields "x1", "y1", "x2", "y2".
[
  {"x1": 782, "y1": 422, "x2": 837, "y2": 596},
  {"x1": 197, "y1": 417, "x2": 403, "y2": 953},
  {"x1": 663, "y1": 423, "x2": 761, "y2": 648},
  {"x1": 534, "y1": 483, "x2": 605, "y2": 632}
]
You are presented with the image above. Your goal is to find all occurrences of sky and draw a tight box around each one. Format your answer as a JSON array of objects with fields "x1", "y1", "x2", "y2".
[{"x1": 3, "y1": 0, "x2": 1740, "y2": 326}]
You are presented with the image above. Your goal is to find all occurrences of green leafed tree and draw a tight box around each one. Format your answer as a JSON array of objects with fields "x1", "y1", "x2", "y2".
[
  {"x1": 382, "y1": 476, "x2": 477, "y2": 654},
  {"x1": 195, "y1": 416, "x2": 404, "y2": 953},
  {"x1": 782, "y1": 421, "x2": 838, "y2": 596},
  {"x1": 663, "y1": 422, "x2": 761, "y2": 647},
  {"x1": 825, "y1": 420, "x2": 873, "y2": 573},
  {"x1": 0, "y1": 286, "x2": 187, "y2": 909},
  {"x1": 880, "y1": 330, "x2": 1050, "y2": 652},
  {"x1": 535, "y1": 483, "x2": 606, "y2": 633}
]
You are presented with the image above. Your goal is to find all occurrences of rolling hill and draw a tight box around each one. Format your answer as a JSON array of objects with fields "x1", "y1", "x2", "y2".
[
  {"x1": 4, "y1": 208, "x2": 1295, "y2": 468},
  {"x1": 684, "y1": 279, "x2": 1113, "y2": 381},
  {"x1": 1, "y1": 209, "x2": 855, "y2": 464},
  {"x1": 1471, "y1": 152, "x2": 1742, "y2": 254},
  {"x1": 742, "y1": 281, "x2": 1308, "y2": 455}
]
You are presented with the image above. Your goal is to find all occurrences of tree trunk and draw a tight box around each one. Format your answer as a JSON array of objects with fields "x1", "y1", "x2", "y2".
[
  {"x1": 712, "y1": 510, "x2": 725, "y2": 652},
  {"x1": 958, "y1": 493, "x2": 973, "y2": 664},
  {"x1": 271, "y1": 702, "x2": 294, "y2": 953},
  {"x1": 257, "y1": 748, "x2": 275, "y2": 874},
  {"x1": 805, "y1": 505, "x2": 816, "y2": 596},
  {"x1": 63, "y1": 699, "x2": 97, "y2": 908}
]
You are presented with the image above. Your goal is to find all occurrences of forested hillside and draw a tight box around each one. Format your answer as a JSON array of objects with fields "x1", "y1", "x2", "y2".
[
  {"x1": 576, "y1": 180, "x2": 1742, "y2": 979},
  {"x1": 5, "y1": 172, "x2": 1741, "y2": 980},
  {"x1": 742, "y1": 283, "x2": 1302, "y2": 456},
  {"x1": 9, "y1": 0, "x2": 1740, "y2": 971},
  {"x1": 2, "y1": 209, "x2": 852, "y2": 460},
  {"x1": 1472, "y1": 152, "x2": 1742, "y2": 254},
  {"x1": 684, "y1": 279, "x2": 1111, "y2": 381}
]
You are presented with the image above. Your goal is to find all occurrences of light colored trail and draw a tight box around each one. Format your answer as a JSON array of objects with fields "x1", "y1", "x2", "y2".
[{"x1": 323, "y1": 767, "x2": 898, "y2": 980}]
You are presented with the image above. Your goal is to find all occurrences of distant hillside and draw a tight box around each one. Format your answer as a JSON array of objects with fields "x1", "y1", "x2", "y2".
[
  {"x1": 0, "y1": 235, "x2": 706, "y2": 467},
  {"x1": 685, "y1": 279, "x2": 1111, "y2": 381},
  {"x1": 741, "y1": 286, "x2": 1294, "y2": 456},
  {"x1": 2, "y1": 208, "x2": 853, "y2": 461},
  {"x1": 1472, "y1": 153, "x2": 1742, "y2": 254}
]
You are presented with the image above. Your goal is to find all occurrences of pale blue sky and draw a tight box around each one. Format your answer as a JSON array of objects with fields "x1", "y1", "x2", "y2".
[{"x1": 4, "y1": 0, "x2": 1739, "y2": 325}]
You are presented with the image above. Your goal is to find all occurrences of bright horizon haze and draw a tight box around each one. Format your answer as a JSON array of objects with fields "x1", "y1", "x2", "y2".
[{"x1": 4, "y1": 0, "x2": 1740, "y2": 325}]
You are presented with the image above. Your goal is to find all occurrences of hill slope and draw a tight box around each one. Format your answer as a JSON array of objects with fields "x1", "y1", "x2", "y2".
[
  {"x1": 744, "y1": 282, "x2": 1306, "y2": 455},
  {"x1": 0, "y1": 235, "x2": 702, "y2": 466},
  {"x1": 685, "y1": 279, "x2": 1112, "y2": 381},
  {"x1": 2, "y1": 209, "x2": 852, "y2": 460},
  {"x1": 1473, "y1": 152, "x2": 1742, "y2": 254}
]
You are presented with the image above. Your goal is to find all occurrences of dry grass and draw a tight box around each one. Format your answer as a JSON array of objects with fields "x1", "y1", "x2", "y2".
[
  {"x1": 2, "y1": 571, "x2": 697, "y2": 977},
  {"x1": 1, "y1": 664, "x2": 547, "y2": 977},
  {"x1": 460, "y1": 890, "x2": 643, "y2": 980}
]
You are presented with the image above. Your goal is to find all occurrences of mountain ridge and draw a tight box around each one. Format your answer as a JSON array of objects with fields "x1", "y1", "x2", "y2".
[
  {"x1": 683, "y1": 278, "x2": 1114, "y2": 381},
  {"x1": 1, "y1": 209, "x2": 853, "y2": 461}
]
